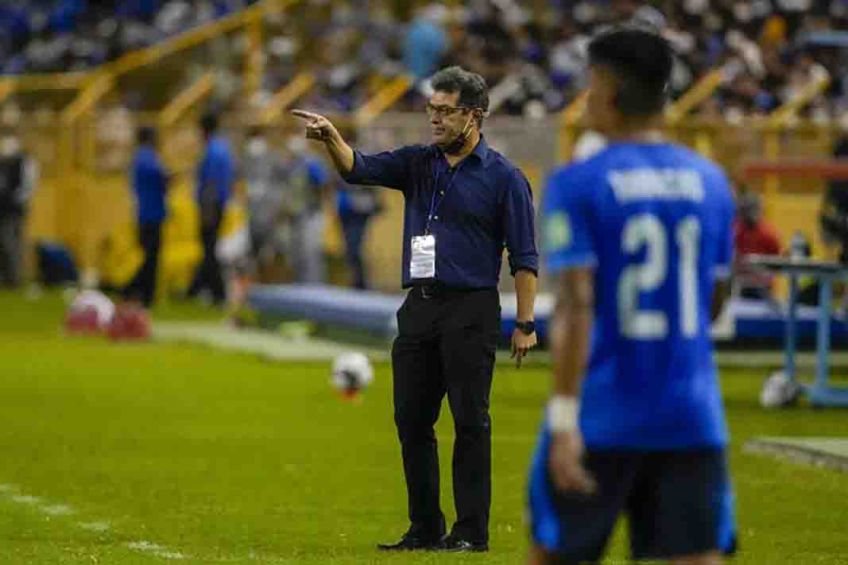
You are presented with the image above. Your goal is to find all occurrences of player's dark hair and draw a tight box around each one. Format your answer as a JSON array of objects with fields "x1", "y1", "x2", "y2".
[
  {"x1": 588, "y1": 27, "x2": 672, "y2": 117},
  {"x1": 137, "y1": 126, "x2": 156, "y2": 146},
  {"x1": 200, "y1": 113, "x2": 219, "y2": 136},
  {"x1": 431, "y1": 66, "x2": 489, "y2": 126}
]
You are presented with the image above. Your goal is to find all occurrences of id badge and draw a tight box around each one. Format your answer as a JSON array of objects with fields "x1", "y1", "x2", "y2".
[{"x1": 410, "y1": 234, "x2": 436, "y2": 280}]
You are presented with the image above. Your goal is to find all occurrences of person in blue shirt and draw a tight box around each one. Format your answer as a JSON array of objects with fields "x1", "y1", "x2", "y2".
[
  {"x1": 293, "y1": 66, "x2": 539, "y2": 553},
  {"x1": 529, "y1": 28, "x2": 736, "y2": 565},
  {"x1": 188, "y1": 113, "x2": 233, "y2": 305},
  {"x1": 336, "y1": 181, "x2": 381, "y2": 289},
  {"x1": 123, "y1": 126, "x2": 168, "y2": 307}
]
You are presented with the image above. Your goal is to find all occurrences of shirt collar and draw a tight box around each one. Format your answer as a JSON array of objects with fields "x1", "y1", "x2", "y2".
[
  {"x1": 434, "y1": 134, "x2": 491, "y2": 168},
  {"x1": 471, "y1": 135, "x2": 490, "y2": 167}
]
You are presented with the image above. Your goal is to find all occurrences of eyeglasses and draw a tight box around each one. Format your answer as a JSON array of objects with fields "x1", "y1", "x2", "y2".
[{"x1": 425, "y1": 103, "x2": 473, "y2": 118}]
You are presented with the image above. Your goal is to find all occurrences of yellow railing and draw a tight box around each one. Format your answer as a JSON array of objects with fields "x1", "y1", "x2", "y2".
[
  {"x1": 159, "y1": 72, "x2": 216, "y2": 129},
  {"x1": 353, "y1": 75, "x2": 414, "y2": 127},
  {"x1": 761, "y1": 70, "x2": 832, "y2": 214},
  {"x1": 665, "y1": 69, "x2": 724, "y2": 124},
  {"x1": 260, "y1": 72, "x2": 316, "y2": 125}
]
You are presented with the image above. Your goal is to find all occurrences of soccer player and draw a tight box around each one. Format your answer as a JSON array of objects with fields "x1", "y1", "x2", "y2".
[{"x1": 528, "y1": 28, "x2": 737, "y2": 565}]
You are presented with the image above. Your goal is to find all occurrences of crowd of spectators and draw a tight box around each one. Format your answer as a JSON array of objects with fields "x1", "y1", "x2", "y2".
[
  {"x1": 291, "y1": 0, "x2": 848, "y2": 118},
  {"x1": 0, "y1": 0, "x2": 256, "y2": 74},
  {"x1": 3, "y1": 0, "x2": 847, "y2": 119}
]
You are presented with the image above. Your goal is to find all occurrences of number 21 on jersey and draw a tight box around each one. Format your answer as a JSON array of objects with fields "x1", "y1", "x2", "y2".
[{"x1": 618, "y1": 213, "x2": 700, "y2": 340}]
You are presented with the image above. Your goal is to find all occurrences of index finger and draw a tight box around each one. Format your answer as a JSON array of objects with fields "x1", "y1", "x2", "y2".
[{"x1": 290, "y1": 109, "x2": 320, "y2": 121}]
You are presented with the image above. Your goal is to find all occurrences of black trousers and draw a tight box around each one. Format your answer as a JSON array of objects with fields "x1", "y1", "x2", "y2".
[
  {"x1": 188, "y1": 204, "x2": 225, "y2": 303},
  {"x1": 392, "y1": 285, "x2": 500, "y2": 544},
  {"x1": 124, "y1": 222, "x2": 162, "y2": 307}
]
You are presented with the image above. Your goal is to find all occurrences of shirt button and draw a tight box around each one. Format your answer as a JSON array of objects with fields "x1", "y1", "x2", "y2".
[
  {"x1": 439, "y1": 191, "x2": 445, "y2": 196},
  {"x1": 434, "y1": 215, "x2": 439, "y2": 220}
]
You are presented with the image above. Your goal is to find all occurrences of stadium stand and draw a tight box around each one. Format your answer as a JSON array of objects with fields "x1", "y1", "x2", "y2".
[{"x1": 0, "y1": 0, "x2": 847, "y2": 346}]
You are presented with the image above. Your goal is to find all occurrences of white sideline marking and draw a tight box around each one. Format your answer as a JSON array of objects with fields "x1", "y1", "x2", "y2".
[
  {"x1": 127, "y1": 540, "x2": 187, "y2": 560},
  {"x1": 10, "y1": 494, "x2": 41, "y2": 505},
  {"x1": 0, "y1": 484, "x2": 191, "y2": 560},
  {"x1": 41, "y1": 504, "x2": 74, "y2": 516},
  {"x1": 78, "y1": 521, "x2": 111, "y2": 533}
]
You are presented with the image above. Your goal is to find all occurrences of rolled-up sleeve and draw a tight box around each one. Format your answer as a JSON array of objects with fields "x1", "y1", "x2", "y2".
[
  {"x1": 503, "y1": 169, "x2": 539, "y2": 276},
  {"x1": 340, "y1": 145, "x2": 423, "y2": 191}
]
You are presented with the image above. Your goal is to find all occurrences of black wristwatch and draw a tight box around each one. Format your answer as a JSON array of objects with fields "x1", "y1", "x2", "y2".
[{"x1": 515, "y1": 320, "x2": 536, "y2": 335}]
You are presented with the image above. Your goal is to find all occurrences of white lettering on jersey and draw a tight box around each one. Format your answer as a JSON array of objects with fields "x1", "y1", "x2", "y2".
[{"x1": 608, "y1": 168, "x2": 704, "y2": 203}]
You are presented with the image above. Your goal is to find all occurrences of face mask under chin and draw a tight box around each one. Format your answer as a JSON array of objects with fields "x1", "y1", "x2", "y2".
[{"x1": 438, "y1": 114, "x2": 475, "y2": 155}]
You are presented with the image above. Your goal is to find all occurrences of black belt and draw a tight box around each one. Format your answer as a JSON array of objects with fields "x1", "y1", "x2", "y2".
[{"x1": 414, "y1": 282, "x2": 491, "y2": 299}]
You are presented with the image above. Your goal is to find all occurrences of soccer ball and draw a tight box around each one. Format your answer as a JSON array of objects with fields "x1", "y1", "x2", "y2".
[
  {"x1": 760, "y1": 370, "x2": 802, "y2": 408},
  {"x1": 331, "y1": 352, "x2": 374, "y2": 397}
]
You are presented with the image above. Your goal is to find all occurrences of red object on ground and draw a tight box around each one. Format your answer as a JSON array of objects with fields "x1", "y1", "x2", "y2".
[
  {"x1": 64, "y1": 306, "x2": 101, "y2": 335},
  {"x1": 107, "y1": 304, "x2": 152, "y2": 341}
]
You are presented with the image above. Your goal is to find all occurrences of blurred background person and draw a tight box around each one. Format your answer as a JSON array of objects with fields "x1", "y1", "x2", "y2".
[
  {"x1": 734, "y1": 191, "x2": 782, "y2": 300},
  {"x1": 403, "y1": 3, "x2": 448, "y2": 82},
  {"x1": 188, "y1": 112, "x2": 233, "y2": 305},
  {"x1": 0, "y1": 134, "x2": 36, "y2": 288},
  {"x1": 336, "y1": 182, "x2": 381, "y2": 290},
  {"x1": 123, "y1": 126, "x2": 168, "y2": 308},
  {"x1": 279, "y1": 134, "x2": 329, "y2": 284},
  {"x1": 242, "y1": 126, "x2": 284, "y2": 282}
]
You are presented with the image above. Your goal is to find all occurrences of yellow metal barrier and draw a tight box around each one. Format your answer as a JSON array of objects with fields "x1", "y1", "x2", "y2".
[
  {"x1": 4, "y1": 71, "x2": 91, "y2": 93},
  {"x1": 260, "y1": 72, "x2": 316, "y2": 125},
  {"x1": 353, "y1": 75, "x2": 414, "y2": 127},
  {"x1": 557, "y1": 90, "x2": 588, "y2": 162},
  {"x1": 159, "y1": 73, "x2": 216, "y2": 129},
  {"x1": 666, "y1": 69, "x2": 724, "y2": 124},
  {"x1": 243, "y1": 10, "x2": 264, "y2": 98},
  {"x1": 762, "y1": 71, "x2": 832, "y2": 216}
]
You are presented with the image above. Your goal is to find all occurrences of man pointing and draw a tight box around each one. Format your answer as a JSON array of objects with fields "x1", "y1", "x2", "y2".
[{"x1": 293, "y1": 66, "x2": 538, "y2": 552}]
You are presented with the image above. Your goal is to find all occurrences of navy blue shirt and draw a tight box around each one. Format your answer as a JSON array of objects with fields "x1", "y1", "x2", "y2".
[
  {"x1": 132, "y1": 145, "x2": 168, "y2": 225},
  {"x1": 342, "y1": 136, "x2": 538, "y2": 289}
]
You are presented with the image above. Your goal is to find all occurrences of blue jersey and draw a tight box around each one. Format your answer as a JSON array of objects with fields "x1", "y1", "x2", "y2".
[{"x1": 542, "y1": 142, "x2": 735, "y2": 449}]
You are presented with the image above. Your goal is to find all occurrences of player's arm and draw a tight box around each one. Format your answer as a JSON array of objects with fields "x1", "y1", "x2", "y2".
[
  {"x1": 291, "y1": 110, "x2": 354, "y2": 174},
  {"x1": 547, "y1": 267, "x2": 597, "y2": 494},
  {"x1": 541, "y1": 168, "x2": 597, "y2": 495}
]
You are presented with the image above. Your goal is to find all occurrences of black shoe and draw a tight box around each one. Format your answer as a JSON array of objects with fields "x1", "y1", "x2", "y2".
[
  {"x1": 377, "y1": 531, "x2": 444, "y2": 551},
  {"x1": 436, "y1": 534, "x2": 488, "y2": 553}
]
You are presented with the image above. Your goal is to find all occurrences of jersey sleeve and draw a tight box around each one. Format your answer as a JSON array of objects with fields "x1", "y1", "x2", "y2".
[{"x1": 541, "y1": 167, "x2": 597, "y2": 274}]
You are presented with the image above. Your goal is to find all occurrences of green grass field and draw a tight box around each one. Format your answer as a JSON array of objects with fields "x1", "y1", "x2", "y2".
[{"x1": 1, "y1": 291, "x2": 847, "y2": 563}]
